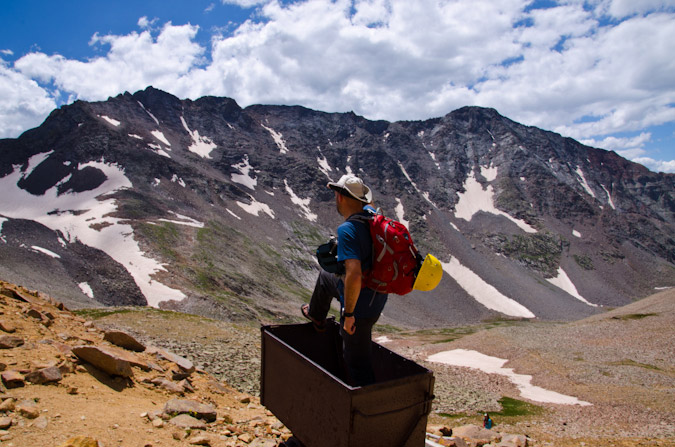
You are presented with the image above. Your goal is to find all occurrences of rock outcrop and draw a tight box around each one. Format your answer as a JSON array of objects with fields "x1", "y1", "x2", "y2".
[{"x1": 0, "y1": 279, "x2": 292, "y2": 446}]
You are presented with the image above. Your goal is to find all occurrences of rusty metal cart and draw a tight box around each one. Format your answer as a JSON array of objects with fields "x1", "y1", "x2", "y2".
[{"x1": 261, "y1": 320, "x2": 435, "y2": 447}]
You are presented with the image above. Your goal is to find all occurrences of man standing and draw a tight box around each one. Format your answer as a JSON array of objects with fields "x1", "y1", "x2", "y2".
[{"x1": 301, "y1": 174, "x2": 387, "y2": 386}]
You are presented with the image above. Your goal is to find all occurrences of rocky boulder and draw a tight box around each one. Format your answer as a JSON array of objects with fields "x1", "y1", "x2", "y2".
[
  {"x1": 1, "y1": 370, "x2": 25, "y2": 388},
  {"x1": 0, "y1": 335, "x2": 24, "y2": 349},
  {"x1": 452, "y1": 424, "x2": 500, "y2": 447},
  {"x1": 25, "y1": 366, "x2": 62, "y2": 384},
  {"x1": 103, "y1": 330, "x2": 146, "y2": 352},
  {"x1": 72, "y1": 345, "x2": 134, "y2": 377},
  {"x1": 169, "y1": 413, "x2": 207, "y2": 430},
  {"x1": 57, "y1": 436, "x2": 101, "y2": 447},
  {"x1": 163, "y1": 398, "x2": 217, "y2": 422}
]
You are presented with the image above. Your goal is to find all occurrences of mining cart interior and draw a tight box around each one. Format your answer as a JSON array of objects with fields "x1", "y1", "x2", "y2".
[{"x1": 261, "y1": 320, "x2": 435, "y2": 447}]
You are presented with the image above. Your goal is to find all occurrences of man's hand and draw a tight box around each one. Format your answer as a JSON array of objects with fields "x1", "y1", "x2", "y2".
[{"x1": 343, "y1": 315, "x2": 356, "y2": 335}]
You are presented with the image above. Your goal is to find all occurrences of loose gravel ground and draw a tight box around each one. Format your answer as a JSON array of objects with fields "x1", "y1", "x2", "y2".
[{"x1": 92, "y1": 288, "x2": 675, "y2": 446}]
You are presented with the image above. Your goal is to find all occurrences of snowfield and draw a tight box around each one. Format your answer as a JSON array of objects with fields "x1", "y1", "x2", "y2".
[
  {"x1": 427, "y1": 349, "x2": 592, "y2": 406},
  {"x1": 0, "y1": 151, "x2": 186, "y2": 306}
]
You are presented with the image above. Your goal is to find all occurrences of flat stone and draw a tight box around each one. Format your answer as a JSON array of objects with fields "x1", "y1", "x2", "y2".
[
  {"x1": 0, "y1": 320, "x2": 16, "y2": 333},
  {"x1": 164, "y1": 398, "x2": 217, "y2": 422},
  {"x1": 188, "y1": 434, "x2": 212, "y2": 445},
  {"x1": 104, "y1": 330, "x2": 146, "y2": 352},
  {"x1": 452, "y1": 424, "x2": 500, "y2": 446},
  {"x1": 32, "y1": 415, "x2": 49, "y2": 429},
  {"x1": 24, "y1": 307, "x2": 46, "y2": 321},
  {"x1": 500, "y1": 434, "x2": 528, "y2": 447},
  {"x1": 169, "y1": 414, "x2": 207, "y2": 430},
  {"x1": 0, "y1": 287, "x2": 40, "y2": 304},
  {"x1": 151, "y1": 378, "x2": 185, "y2": 394},
  {"x1": 148, "y1": 346, "x2": 195, "y2": 374},
  {"x1": 0, "y1": 417, "x2": 12, "y2": 429},
  {"x1": 16, "y1": 399, "x2": 40, "y2": 419},
  {"x1": 206, "y1": 380, "x2": 230, "y2": 395},
  {"x1": 238, "y1": 433, "x2": 254, "y2": 443},
  {"x1": 25, "y1": 366, "x2": 63, "y2": 384},
  {"x1": 0, "y1": 398, "x2": 15, "y2": 412},
  {"x1": 178, "y1": 379, "x2": 195, "y2": 393},
  {"x1": 57, "y1": 436, "x2": 101, "y2": 447},
  {"x1": 72, "y1": 345, "x2": 133, "y2": 377},
  {"x1": 0, "y1": 335, "x2": 24, "y2": 349},
  {"x1": 1, "y1": 370, "x2": 25, "y2": 388}
]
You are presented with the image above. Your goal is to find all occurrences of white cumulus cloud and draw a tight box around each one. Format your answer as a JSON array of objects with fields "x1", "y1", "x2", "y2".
[
  {"x1": 0, "y1": 62, "x2": 56, "y2": 137},
  {"x1": 1, "y1": 0, "x2": 673, "y2": 172}
]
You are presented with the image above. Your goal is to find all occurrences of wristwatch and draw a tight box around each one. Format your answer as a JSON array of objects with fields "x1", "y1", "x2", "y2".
[{"x1": 343, "y1": 311, "x2": 354, "y2": 318}]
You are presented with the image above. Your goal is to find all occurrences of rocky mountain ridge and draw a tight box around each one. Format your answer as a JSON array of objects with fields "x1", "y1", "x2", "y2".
[{"x1": 0, "y1": 87, "x2": 673, "y2": 328}]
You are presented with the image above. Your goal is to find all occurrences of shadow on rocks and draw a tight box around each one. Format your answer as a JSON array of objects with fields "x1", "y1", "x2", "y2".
[{"x1": 81, "y1": 363, "x2": 134, "y2": 392}]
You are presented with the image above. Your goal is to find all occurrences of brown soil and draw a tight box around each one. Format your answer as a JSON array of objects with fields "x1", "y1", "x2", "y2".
[
  {"x1": 0, "y1": 281, "x2": 282, "y2": 447},
  {"x1": 1, "y1": 279, "x2": 674, "y2": 447}
]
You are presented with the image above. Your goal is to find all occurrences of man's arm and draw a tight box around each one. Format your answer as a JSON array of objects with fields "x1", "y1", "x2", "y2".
[{"x1": 342, "y1": 258, "x2": 362, "y2": 335}]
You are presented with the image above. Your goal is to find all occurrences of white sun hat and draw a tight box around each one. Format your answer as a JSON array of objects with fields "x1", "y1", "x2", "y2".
[{"x1": 327, "y1": 174, "x2": 373, "y2": 204}]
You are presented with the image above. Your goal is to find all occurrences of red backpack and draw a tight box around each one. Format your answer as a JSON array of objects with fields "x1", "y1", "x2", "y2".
[{"x1": 350, "y1": 211, "x2": 423, "y2": 295}]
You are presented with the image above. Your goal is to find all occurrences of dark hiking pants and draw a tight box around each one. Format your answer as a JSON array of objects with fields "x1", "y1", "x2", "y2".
[{"x1": 308, "y1": 270, "x2": 379, "y2": 387}]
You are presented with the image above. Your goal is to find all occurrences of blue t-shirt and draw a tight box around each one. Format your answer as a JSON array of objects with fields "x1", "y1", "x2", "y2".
[{"x1": 336, "y1": 211, "x2": 388, "y2": 319}]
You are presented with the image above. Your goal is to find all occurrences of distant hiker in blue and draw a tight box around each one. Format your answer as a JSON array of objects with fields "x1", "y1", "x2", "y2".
[
  {"x1": 301, "y1": 174, "x2": 387, "y2": 386},
  {"x1": 483, "y1": 413, "x2": 493, "y2": 429}
]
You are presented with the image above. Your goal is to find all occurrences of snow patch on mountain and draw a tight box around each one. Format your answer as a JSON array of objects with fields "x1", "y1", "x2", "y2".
[
  {"x1": 397, "y1": 161, "x2": 439, "y2": 208},
  {"x1": 601, "y1": 184, "x2": 615, "y2": 209},
  {"x1": 180, "y1": 116, "x2": 216, "y2": 159},
  {"x1": 427, "y1": 349, "x2": 591, "y2": 406},
  {"x1": 481, "y1": 165, "x2": 498, "y2": 182},
  {"x1": 441, "y1": 257, "x2": 535, "y2": 318},
  {"x1": 78, "y1": 282, "x2": 94, "y2": 299},
  {"x1": 317, "y1": 151, "x2": 332, "y2": 178},
  {"x1": 147, "y1": 143, "x2": 171, "y2": 158},
  {"x1": 158, "y1": 211, "x2": 204, "y2": 228},
  {"x1": 137, "y1": 101, "x2": 159, "y2": 125},
  {"x1": 575, "y1": 166, "x2": 596, "y2": 199},
  {"x1": 99, "y1": 115, "x2": 121, "y2": 127},
  {"x1": 547, "y1": 267, "x2": 597, "y2": 307},
  {"x1": 31, "y1": 246, "x2": 60, "y2": 258},
  {"x1": 231, "y1": 155, "x2": 257, "y2": 190},
  {"x1": 455, "y1": 168, "x2": 536, "y2": 234},
  {"x1": 226, "y1": 209, "x2": 242, "y2": 220},
  {"x1": 236, "y1": 195, "x2": 275, "y2": 219},
  {"x1": 261, "y1": 123, "x2": 288, "y2": 154},
  {"x1": 395, "y1": 198, "x2": 409, "y2": 228},
  {"x1": 428, "y1": 151, "x2": 440, "y2": 169},
  {"x1": 284, "y1": 180, "x2": 317, "y2": 222},
  {"x1": 0, "y1": 152, "x2": 186, "y2": 307},
  {"x1": 171, "y1": 175, "x2": 186, "y2": 187},
  {"x1": 151, "y1": 130, "x2": 170, "y2": 146}
]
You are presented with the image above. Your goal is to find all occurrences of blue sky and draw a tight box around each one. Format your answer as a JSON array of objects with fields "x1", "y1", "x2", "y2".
[{"x1": 1, "y1": 0, "x2": 674, "y2": 173}]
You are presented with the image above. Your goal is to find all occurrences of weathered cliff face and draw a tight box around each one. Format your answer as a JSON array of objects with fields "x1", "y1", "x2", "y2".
[{"x1": 0, "y1": 87, "x2": 673, "y2": 328}]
